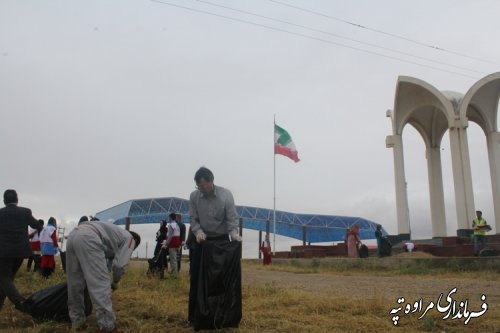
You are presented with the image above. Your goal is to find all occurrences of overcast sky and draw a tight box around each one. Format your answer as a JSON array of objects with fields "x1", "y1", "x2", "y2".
[{"x1": 1, "y1": 0, "x2": 499, "y2": 258}]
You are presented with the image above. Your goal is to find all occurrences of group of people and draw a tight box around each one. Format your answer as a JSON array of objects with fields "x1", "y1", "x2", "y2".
[
  {"x1": 0, "y1": 166, "x2": 243, "y2": 332},
  {"x1": 6, "y1": 166, "x2": 490, "y2": 332},
  {"x1": 27, "y1": 216, "x2": 59, "y2": 278},
  {"x1": 0, "y1": 189, "x2": 141, "y2": 333},
  {"x1": 153, "y1": 212, "x2": 186, "y2": 279},
  {"x1": 346, "y1": 224, "x2": 388, "y2": 258}
]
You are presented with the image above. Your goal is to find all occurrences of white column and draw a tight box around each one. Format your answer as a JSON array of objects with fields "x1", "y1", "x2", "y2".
[
  {"x1": 487, "y1": 132, "x2": 500, "y2": 233},
  {"x1": 426, "y1": 147, "x2": 447, "y2": 236},
  {"x1": 386, "y1": 135, "x2": 410, "y2": 235},
  {"x1": 449, "y1": 121, "x2": 476, "y2": 230}
]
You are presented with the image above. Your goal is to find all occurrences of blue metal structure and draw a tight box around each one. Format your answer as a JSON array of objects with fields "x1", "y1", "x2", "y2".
[{"x1": 95, "y1": 197, "x2": 387, "y2": 243}]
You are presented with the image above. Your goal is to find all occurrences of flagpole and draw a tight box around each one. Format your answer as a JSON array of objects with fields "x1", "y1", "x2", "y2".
[{"x1": 273, "y1": 115, "x2": 276, "y2": 255}]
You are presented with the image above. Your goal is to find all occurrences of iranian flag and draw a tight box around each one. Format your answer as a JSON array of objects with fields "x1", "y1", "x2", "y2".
[{"x1": 274, "y1": 124, "x2": 300, "y2": 162}]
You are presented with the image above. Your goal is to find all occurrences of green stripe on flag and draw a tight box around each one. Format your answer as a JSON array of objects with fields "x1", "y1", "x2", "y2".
[{"x1": 275, "y1": 124, "x2": 291, "y2": 146}]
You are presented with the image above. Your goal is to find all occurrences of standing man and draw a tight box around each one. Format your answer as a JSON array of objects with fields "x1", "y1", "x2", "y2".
[
  {"x1": 66, "y1": 220, "x2": 141, "y2": 332},
  {"x1": 186, "y1": 166, "x2": 242, "y2": 329},
  {"x1": 176, "y1": 213, "x2": 186, "y2": 272},
  {"x1": 0, "y1": 189, "x2": 39, "y2": 312},
  {"x1": 472, "y1": 210, "x2": 489, "y2": 256},
  {"x1": 162, "y1": 213, "x2": 181, "y2": 278}
]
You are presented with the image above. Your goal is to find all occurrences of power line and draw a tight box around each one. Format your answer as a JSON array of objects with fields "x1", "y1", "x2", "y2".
[
  {"x1": 150, "y1": 0, "x2": 479, "y2": 79},
  {"x1": 195, "y1": 0, "x2": 486, "y2": 75},
  {"x1": 268, "y1": 0, "x2": 500, "y2": 66}
]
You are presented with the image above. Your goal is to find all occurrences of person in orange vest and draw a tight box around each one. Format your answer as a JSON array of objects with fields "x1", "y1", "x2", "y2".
[{"x1": 472, "y1": 210, "x2": 489, "y2": 256}]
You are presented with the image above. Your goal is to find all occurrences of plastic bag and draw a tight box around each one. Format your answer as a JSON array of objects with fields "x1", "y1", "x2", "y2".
[
  {"x1": 194, "y1": 239, "x2": 242, "y2": 331},
  {"x1": 358, "y1": 244, "x2": 369, "y2": 258},
  {"x1": 380, "y1": 237, "x2": 392, "y2": 256},
  {"x1": 24, "y1": 282, "x2": 92, "y2": 321}
]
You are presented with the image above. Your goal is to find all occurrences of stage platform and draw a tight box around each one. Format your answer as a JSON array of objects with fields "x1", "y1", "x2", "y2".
[{"x1": 271, "y1": 234, "x2": 500, "y2": 259}]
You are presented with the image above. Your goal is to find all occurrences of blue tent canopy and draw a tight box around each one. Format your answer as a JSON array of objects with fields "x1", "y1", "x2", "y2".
[{"x1": 95, "y1": 197, "x2": 387, "y2": 243}]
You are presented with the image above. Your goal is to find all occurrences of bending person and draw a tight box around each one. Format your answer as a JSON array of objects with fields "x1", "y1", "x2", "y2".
[{"x1": 66, "y1": 219, "x2": 140, "y2": 333}]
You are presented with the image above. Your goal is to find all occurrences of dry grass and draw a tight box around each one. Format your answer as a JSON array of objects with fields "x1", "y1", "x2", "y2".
[
  {"x1": 1, "y1": 258, "x2": 499, "y2": 333},
  {"x1": 245, "y1": 256, "x2": 500, "y2": 281}
]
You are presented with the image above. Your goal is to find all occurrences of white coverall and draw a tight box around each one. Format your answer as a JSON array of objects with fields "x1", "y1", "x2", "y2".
[{"x1": 66, "y1": 221, "x2": 135, "y2": 331}]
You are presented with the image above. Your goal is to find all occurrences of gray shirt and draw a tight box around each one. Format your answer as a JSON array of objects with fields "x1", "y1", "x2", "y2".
[{"x1": 189, "y1": 185, "x2": 239, "y2": 238}]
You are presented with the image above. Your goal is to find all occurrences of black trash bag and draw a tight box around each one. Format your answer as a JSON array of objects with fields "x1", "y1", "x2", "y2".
[
  {"x1": 380, "y1": 237, "x2": 392, "y2": 257},
  {"x1": 24, "y1": 282, "x2": 92, "y2": 321},
  {"x1": 359, "y1": 244, "x2": 369, "y2": 258},
  {"x1": 147, "y1": 248, "x2": 167, "y2": 276},
  {"x1": 194, "y1": 240, "x2": 242, "y2": 331},
  {"x1": 479, "y1": 248, "x2": 499, "y2": 257},
  {"x1": 59, "y1": 251, "x2": 67, "y2": 273}
]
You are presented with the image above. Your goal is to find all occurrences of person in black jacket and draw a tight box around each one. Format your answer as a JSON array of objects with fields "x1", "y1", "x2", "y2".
[
  {"x1": 0, "y1": 189, "x2": 39, "y2": 312},
  {"x1": 154, "y1": 220, "x2": 167, "y2": 256},
  {"x1": 154, "y1": 220, "x2": 167, "y2": 278}
]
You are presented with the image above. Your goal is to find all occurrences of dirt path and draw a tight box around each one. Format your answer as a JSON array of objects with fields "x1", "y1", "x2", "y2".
[{"x1": 242, "y1": 268, "x2": 500, "y2": 306}]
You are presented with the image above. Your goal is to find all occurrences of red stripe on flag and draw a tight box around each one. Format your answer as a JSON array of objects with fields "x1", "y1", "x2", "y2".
[{"x1": 275, "y1": 144, "x2": 300, "y2": 162}]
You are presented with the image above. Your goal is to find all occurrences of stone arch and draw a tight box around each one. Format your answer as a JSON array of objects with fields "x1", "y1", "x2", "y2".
[
  {"x1": 393, "y1": 76, "x2": 456, "y2": 136},
  {"x1": 460, "y1": 72, "x2": 500, "y2": 133},
  {"x1": 387, "y1": 76, "x2": 456, "y2": 237},
  {"x1": 459, "y1": 72, "x2": 500, "y2": 232},
  {"x1": 388, "y1": 73, "x2": 500, "y2": 239}
]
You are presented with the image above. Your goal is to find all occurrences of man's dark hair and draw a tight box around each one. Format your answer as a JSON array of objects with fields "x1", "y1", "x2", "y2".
[
  {"x1": 129, "y1": 231, "x2": 141, "y2": 250},
  {"x1": 169, "y1": 212, "x2": 176, "y2": 220},
  {"x1": 194, "y1": 166, "x2": 214, "y2": 183},
  {"x1": 3, "y1": 189, "x2": 18, "y2": 205},
  {"x1": 79, "y1": 216, "x2": 89, "y2": 224}
]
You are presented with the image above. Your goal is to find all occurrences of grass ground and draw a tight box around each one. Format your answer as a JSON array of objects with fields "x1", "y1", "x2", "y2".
[{"x1": 0, "y1": 256, "x2": 499, "y2": 333}]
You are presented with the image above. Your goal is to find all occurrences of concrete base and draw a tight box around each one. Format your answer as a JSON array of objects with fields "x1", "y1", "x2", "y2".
[
  {"x1": 457, "y1": 228, "x2": 473, "y2": 238},
  {"x1": 273, "y1": 234, "x2": 500, "y2": 258},
  {"x1": 386, "y1": 233, "x2": 410, "y2": 246}
]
